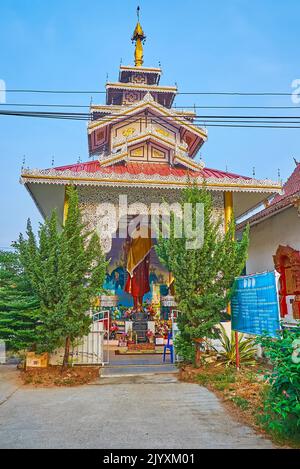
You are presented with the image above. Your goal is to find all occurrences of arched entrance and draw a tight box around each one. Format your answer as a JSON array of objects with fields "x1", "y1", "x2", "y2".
[{"x1": 273, "y1": 245, "x2": 300, "y2": 320}]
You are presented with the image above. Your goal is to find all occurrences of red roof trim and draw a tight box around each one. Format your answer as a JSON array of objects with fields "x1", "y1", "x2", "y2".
[{"x1": 52, "y1": 160, "x2": 251, "y2": 181}]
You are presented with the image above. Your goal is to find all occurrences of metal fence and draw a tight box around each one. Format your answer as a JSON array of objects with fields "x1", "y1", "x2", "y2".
[{"x1": 71, "y1": 312, "x2": 110, "y2": 365}]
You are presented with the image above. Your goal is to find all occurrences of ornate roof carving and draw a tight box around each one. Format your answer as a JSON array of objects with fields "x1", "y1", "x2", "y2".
[
  {"x1": 21, "y1": 162, "x2": 282, "y2": 193},
  {"x1": 88, "y1": 93, "x2": 207, "y2": 142}
]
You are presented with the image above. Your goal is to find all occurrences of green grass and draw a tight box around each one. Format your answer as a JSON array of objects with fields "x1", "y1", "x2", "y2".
[
  {"x1": 230, "y1": 396, "x2": 250, "y2": 410},
  {"x1": 212, "y1": 371, "x2": 236, "y2": 384},
  {"x1": 196, "y1": 369, "x2": 237, "y2": 390},
  {"x1": 196, "y1": 374, "x2": 210, "y2": 385}
]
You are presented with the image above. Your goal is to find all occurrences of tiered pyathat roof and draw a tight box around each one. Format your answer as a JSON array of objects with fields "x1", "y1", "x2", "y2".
[
  {"x1": 88, "y1": 91, "x2": 207, "y2": 164},
  {"x1": 20, "y1": 7, "x2": 283, "y2": 225},
  {"x1": 87, "y1": 9, "x2": 208, "y2": 164}
]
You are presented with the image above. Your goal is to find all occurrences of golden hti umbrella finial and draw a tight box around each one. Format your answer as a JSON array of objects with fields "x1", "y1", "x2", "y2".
[{"x1": 131, "y1": 6, "x2": 146, "y2": 67}]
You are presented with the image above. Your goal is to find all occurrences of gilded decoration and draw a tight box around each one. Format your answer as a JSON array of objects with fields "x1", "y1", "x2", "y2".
[
  {"x1": 292, "y1": 196, "x2": 300, "y2": 217},
  {"x1": 130, "y1": 147, "x2": 144, "y2": 157},
  {"x1": 156, "y1": 128, "x2": 170, "y2": 138},
  {"x1": 152, "y1": 148, "x2": 165, "y2": 159},
  {"x1": 122, "y1": 127, "x2": 136, "y2": 137}
]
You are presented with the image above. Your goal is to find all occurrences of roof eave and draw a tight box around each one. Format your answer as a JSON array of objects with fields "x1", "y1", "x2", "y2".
[
  {"x1": 236, "y1": 203, "x2": 293, "y2": 231},
  {"x1": 20, "y1": 171, "x2": 282, "y2": 193}
]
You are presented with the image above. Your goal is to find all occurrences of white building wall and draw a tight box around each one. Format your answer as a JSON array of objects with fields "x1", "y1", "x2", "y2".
[{"x1": 246, "y1": 206, "x2": 300, "y2": 274}]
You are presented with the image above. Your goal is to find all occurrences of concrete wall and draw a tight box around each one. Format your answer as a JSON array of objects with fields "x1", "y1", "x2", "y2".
[{"x1": 246, "y1": 206, "x2": 300, "y2": 274}]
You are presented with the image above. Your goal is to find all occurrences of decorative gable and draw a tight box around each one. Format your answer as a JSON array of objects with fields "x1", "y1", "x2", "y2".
[{"x1": 88, "y1": 94, "x2": 207, "y2": 161}]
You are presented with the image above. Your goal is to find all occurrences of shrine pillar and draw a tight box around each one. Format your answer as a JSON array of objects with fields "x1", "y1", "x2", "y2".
[
  {"x1": 224, "y1": 192, "x2": 233, "y2": 231},
  {"x1": 224, "y1": 191, "x2": 233, "y2": 314},
  {"x1": 224, "y1": 191, "x2": 240, "y2": 368},
  {"x1": 63, "y1": 186, "x2": 70, "y2": 225}
]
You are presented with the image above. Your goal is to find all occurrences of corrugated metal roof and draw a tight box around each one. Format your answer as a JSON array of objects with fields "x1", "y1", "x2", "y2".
[{"x1": 53, "y1": 160, "x2": 251, "y2": 180}]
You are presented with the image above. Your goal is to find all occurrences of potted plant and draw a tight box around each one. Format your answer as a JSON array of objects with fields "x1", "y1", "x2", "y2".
[
  {"x1": 124, "y1": 309, "x2": 133, "y2": 321},
  {"x1": 126, "y1": 328, "x2": 136, "y2": 345},
  {"x1": 118, "y1": 332, "x2": 128, "y2": 347},
  {"x1": 146, "y1": 329, "x2": 154, "y2": 344},
  {"x1": 109, "y1": 322, "x2": 119, "y2": 339},
  {"x1": 155, "y1": 319, "x2": 170, "y2": 339}
]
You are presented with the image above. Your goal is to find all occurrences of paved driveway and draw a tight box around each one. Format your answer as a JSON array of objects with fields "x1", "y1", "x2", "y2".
[{"x1": 0, "y1": 366, "x2": 274, "y2": 449}]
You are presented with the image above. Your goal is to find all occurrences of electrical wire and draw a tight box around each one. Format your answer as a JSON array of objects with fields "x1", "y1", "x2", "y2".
[
  {"x1": 2, "y1": 109, "x2": 300, "y2": 130},
  {"x1": 1, "y1": 112, "x2": 300, "y2": 129},
  {"x1": 4, "y1": 88, "x2": 296, "y2": 96},
  {"x1": 3, "y1": 109, "x2": 300, "y2": 119},
  {"x1": 2, "y1": 103, "x2": 300, "y2": 110}
]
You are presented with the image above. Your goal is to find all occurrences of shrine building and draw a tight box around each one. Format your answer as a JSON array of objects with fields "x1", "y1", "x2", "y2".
[
  {"x1": 20, "y1": 12, "x2": 282, "y2": 312},
  {"x1": 237, "y1": 159, "x2": 300, "y2": 325}
]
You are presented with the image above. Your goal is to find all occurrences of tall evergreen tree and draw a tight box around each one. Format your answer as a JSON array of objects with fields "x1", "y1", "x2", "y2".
[
  {"x1": 0, "y1": 250, "x2": 40, "y2": 351},
  {"x1": 15, "y1": 186, "x2": 107, "y2": 367},
  {"x1": 155, "y1": 184, "x2": 249, "y2": 360}
]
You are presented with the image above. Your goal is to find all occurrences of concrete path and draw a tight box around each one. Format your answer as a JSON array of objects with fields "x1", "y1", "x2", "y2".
[
  {"x1": 0, "y1": 365, "x2": 21, "y2": 405},
  {"x1": 0, "y1": 365, "x2": 274, "y2": 449}
]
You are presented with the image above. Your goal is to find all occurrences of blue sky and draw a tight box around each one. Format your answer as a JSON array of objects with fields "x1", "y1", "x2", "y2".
[{"x1": 0, "y1": 0, "x2": 300, "y2": 246}]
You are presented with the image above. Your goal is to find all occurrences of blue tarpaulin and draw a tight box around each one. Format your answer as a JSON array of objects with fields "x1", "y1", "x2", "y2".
[{"x1": 231, "y1": 271, "x2": 280, "y2": 337}]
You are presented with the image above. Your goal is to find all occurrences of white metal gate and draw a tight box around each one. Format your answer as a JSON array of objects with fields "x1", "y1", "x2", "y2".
[
  {"x1": 98, "y1": 310, "x2": 110, "y2": 365},
  {"x1": 71, "y1": 311, "x2": 110, "y2": 365}
]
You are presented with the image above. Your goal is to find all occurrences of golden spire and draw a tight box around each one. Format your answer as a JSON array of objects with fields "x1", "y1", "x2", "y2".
[{"x1": 131, "y1": 6, "x2": 146, "y2": 67}]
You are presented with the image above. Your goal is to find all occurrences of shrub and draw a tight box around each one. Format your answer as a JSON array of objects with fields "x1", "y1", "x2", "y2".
[
  {"x1": 174, "y1": 334, "x2": 195, "y2": 364},
  {"x1": 258, "y1": 326, "x2": 300, "y2": 440}
]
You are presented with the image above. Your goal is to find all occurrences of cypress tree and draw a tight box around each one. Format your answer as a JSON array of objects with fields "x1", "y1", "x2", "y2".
[
  {"x1": 16, "y1": 186, "x2": 107, "y2": 367},
  {"x1": 155, "y1": 184, "x2": 249, "y2": 360},
  {"x1": 0, "y1": 250, "x2": 40, "y2": 352}
]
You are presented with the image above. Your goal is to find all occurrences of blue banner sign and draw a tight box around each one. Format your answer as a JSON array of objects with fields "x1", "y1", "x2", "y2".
[{"x1": 231, "y1": 271, "x2": 280, "y2": 337}]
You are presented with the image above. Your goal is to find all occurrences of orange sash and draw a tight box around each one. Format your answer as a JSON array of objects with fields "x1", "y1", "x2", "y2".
[{"x1": 127, "y1": 229, "x2": 152, "y2": 277}]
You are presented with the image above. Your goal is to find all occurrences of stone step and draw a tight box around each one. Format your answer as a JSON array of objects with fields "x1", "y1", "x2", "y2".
[
  {"x1": 91, "y1": 373, "x2": 179, "y2": 385},
  {"x1": 105, "y1": 361, "x2": 174, "y2": 367},
  {"x1": 100, "y1": 363, "x2": 178, "y2": 378}
]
